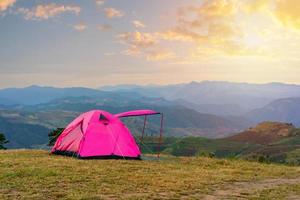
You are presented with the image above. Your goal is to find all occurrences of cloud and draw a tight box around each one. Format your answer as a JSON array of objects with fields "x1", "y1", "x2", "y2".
[
  {"x1": 104, "y1": 7, "x2": 124, "y2": 18},
  {"x1": 243, "y1": 0, "x2": 300, "y2": 31},
  {"x1": 18, "y1": 3, "x2": 81, "y2": 20},
  {"x1": 118, "y1": 31, "x2": 157, "y2": 51},
  {"x1": 118, "y1": 1, "x2": 247, "y2": 61},
  {"x1": 0, "y1": 0, "x2": 16, "y2": 12},
  {"x1": 273, "y1": 0, "x2": 300, "y2": 30},
  {"x1": 98, "y1": 24, "x2": 112, "y2": 31},
  {"x1": 95, "y1": 0, "x2": 105, "y2": 6},
  {"x1": 243, "y1": 0, "x2": 271, "y2": 13},
  {"x1": 118, "y1": 31, "x2": 174, "y2": 61},
  {"x1": 146, "y1": 50, "x2": 174, "y2": 61},
  {"x1": 132, "y1": 20, "x2": 146, "y2": 28},
  {"x1": 73, "y1": 23, "x2": 87, "y2": 31},
  {"x1": 119, "y1": 0, "x2": 300, "y2": 63}
]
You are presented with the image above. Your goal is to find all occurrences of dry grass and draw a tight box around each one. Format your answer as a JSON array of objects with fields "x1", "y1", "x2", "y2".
[{"x1": 0, "y1": 150, "x2": 300, "y2": 199}]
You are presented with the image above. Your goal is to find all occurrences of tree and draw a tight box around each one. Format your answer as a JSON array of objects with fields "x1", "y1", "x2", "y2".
[
  {"x1": 0, "y1": 132, "x2": 9, "y2": 150},
  {"x1": 48, "y1": 128, "x2": 64, "y2": 146}
]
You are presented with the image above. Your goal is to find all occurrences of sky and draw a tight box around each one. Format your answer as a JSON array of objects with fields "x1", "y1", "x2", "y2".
[{"x1": 0, "y1": 0, "x2": 300, "y2": 88}]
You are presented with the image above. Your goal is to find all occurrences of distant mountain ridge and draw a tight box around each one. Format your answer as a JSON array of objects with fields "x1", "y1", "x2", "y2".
[
  {"x1": 100, "y1": 81, "x2": 300, "y2": 115},
  {"x1": 0, "y1": 85, "x2": 108, "y2": 105},
  {"x1": 0, "y1": 94, "x2": 250, "y2": 148},
  {"x1": 1, "y1": 81, "x2": 300, "y2": 149},
  {"x1": 245, "y1": 97, "x2": 300, "y2": 126}
]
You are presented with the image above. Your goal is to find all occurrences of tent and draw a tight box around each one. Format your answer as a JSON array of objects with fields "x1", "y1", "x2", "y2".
[{"x1": 51, "y1": 109, "x2": 163, "y2": 159}]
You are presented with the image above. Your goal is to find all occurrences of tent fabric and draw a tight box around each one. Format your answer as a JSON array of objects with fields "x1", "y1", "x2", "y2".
[
  {"x1": 51, "y1": 110, "x2": 147, "y2": 159},
  {"x1": 114, "y1": 109, "x2": 160, "y2": 118}
]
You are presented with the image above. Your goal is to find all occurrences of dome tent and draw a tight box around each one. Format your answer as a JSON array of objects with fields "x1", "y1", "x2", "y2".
[{"x1": 51, "y1": 109, "x2": 163, "y2": 159}]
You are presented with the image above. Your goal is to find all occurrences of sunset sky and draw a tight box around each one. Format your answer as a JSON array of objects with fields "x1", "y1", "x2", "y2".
[{"x1": 0, "y1": 0, "x2": 299, "y2": 88}]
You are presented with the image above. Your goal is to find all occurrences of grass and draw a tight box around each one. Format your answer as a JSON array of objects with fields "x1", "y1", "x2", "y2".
[
  {"x1": 0, "y1": 150, "x2": 300, "y2": 199},
  {"x1": 248, "y1": 184, "x2": 300, "y2": 200}
]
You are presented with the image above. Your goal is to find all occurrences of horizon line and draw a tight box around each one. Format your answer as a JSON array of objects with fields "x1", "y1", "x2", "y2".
[{"x1": 1, "y1": 80, "x2": 300, "y2": 90}]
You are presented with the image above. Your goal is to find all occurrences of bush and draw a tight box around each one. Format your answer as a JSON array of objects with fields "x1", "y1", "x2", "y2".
[
  {"x1": 0, "y1": 132, "x2": 9, "y2": 149},
  {"x1": 48, "y1": 128, "x2": 64, "y2": 146}
]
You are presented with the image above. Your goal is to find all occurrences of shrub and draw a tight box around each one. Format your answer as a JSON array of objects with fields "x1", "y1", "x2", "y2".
[
  {"x1": 48, "y1": 128, "x2": 64, "y2": 146},
  {"x1": 0, "y1": 132, "x2": 9, "y2": 149}
]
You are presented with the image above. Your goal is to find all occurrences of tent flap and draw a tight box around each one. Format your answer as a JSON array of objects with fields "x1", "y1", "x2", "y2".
[{"x1": 114, "y1": 110, "x2": 160, "y2": 118}]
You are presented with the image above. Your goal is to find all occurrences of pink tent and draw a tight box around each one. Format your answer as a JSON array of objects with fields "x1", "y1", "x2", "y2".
[{"x1": 51, "y1": 109, "x2": 163, "y2": 159}]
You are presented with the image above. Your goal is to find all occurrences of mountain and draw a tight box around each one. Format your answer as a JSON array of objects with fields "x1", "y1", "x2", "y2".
[
  {"x1": 0, "y1": 109, "x2": 79, "y2": 148},
  {"x1": 0, "y1": 116, "x2": 50, "y2": 149},
  {"x1": 225, "y1": 121, "x2": 300, "y2": 164},
  {"x1": 0, "y1": 85, "x2": 114, "y2": 105},
  {"x1": 2, "y1": 81, "x2": 300, "y2": 114},
  {"x1": 245, "y1": 97, "x2": 300, "y2": 126},
  {"x1": 2, "y1": 81, "x2": 300, "y2": 149},
  {"x1": 163, "y1": 121, "x2": 300, "y2": 164},
  {"x1": 20, "y1": 96, "x2": 247, "y2": 137},
  {"x1": 100, "y1": 81, "x2": 300, "y2": 115},
  {"x1": 0, "y1": 94, "x2": 251, "y2": 148},
  {"x1": 174, "y1": 99, "x2": 247, "y2": 116},
  {"x1": 226, "y1": 121, "x2": 297, "y2": 144},
  {"x1": 0, "y1": 97, "x2": 18, "y2": 106}
]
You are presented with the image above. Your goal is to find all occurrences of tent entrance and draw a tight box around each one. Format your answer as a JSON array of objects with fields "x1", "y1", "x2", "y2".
[
  {"x1": 116, "y1": 111, "x2": 164, "y2": 158},
  {"x1": 57, "y1": 122, "x2": 84, "y2": 153}
]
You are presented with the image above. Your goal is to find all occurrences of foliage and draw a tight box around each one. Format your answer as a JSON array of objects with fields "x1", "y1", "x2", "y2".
[
  {"x1": 48, "y1": 128, "x2": 64, "y2": 146},
  {"x1": 0, "y1": 132, "x2": 8, "y2": 149}
]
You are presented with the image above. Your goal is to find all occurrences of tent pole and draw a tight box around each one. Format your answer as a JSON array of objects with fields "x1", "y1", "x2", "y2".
[
  {"x1": 157, "y1": 113, "x2": 164, "y2": 159},
  {"x1": 141, "y1": 115, "x2": 147, "y2": 143}
]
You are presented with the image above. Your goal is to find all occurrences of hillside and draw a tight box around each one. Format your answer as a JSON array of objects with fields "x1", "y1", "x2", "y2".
[
  {"x1": 158, "y1": 122, "x2": 300, "y2": 165},
  {"x1": 245, "y1": 97, "x2": 300, "y2": 126},
  {"x1": 227, "y1": 121, "x2": 297, "y2": 145},
  {"x1": 0, "y1": 150, "x2": 300, "y2": 199},
  {"x1": 224, "y1": 122, "x2": 300, "y2": 164},
  {"x1": 0, "y1": 117, "x2": 50, "y2": 149}
]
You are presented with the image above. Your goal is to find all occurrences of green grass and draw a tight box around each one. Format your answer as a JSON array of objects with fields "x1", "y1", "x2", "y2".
[{"x1": 1, "y1": 150, "x2": 300, "y2": 199}]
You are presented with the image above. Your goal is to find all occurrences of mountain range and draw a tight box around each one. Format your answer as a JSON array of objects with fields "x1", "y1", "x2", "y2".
[
  {"x1": 0, "y1": 81, "x2": 300, "y2": 148},
  {"x1": 101, "y1": 81, "x2": 300, "y2": 115}
]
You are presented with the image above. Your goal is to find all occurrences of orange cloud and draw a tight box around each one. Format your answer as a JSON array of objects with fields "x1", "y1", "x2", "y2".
[
  {"x1": 243, "y1": 0, "x2": 271, "y2": 13},
  {"x1": 118, "y1": 31, "x2": 157, "y2": 49},
  {"x1": 243, "y1": 0, "x2": 300, "y2": 31},
  {"x1": 18, "y1": 3, "x2": 81, "y2": 20},
  {"x1": 132, "y1": 20, "x2": 146, "y2": 28},
  {"x1": 273, "y1": 0, "x2": 300, "y2": 30},
  {"x1": 120, "y1": 0, "x2": 300, "y2": 63},
  {"x1": 118, "y1": 0, "x2": 247, "y2": 61},
  {"x1": 159, "y1": 0, "x2": 246, "y2": 56},
  {"x1": 73, "y1": 23, "x2": 87, "y2": 31},
  {"x1": 118, "y1": 31, "x2": 174, "y2": 61},
  {"x1": 146, "y1": 50, "x2": 174, "y2": 61},
  {"x1": 0, "y1": 0, "x2": 16, "y2": 12},
  {"x1": 104, "y1": 7, "x2": 124, "y2": 19}
]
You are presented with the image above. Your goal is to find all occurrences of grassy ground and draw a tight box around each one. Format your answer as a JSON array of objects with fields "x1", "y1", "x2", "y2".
[{"x1": 0, "y1": 150, "x2": 300, "y2": 199}]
